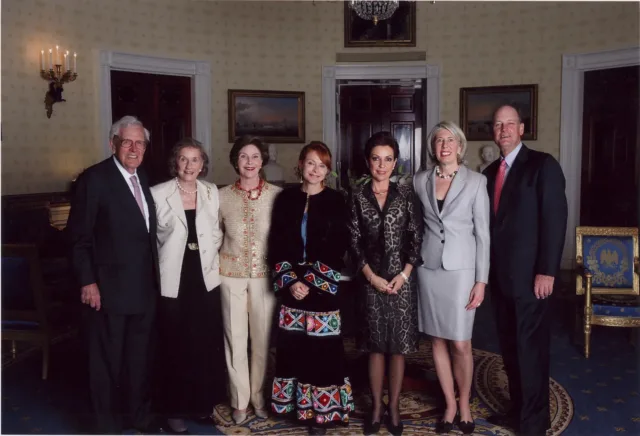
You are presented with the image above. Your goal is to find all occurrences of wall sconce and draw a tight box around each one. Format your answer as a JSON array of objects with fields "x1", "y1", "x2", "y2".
[{"x1": 40, "y1": 46, "x2": 78, "y2": 118}]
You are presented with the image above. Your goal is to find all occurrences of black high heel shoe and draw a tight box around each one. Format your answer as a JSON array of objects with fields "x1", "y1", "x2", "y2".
[
  {"x1": 363, "y1": 408, "x2": 384, "y2": 435},
  {"x1": 385, "y1": 406, "x2": 403, "y2": 436},
  {"x1": 457, "y1": 417, "x2": 475, "y2": 435},
  {"x1": 435, "y1": 414, "x2": 458, "y2": 434}
]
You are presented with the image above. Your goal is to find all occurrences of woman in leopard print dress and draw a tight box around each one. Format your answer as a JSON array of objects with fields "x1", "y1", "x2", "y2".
[{"x1": 347, "y1": 132, "x2": 423, "y2": 436}]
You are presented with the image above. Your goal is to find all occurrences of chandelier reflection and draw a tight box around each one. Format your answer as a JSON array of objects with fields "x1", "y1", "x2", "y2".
[{"x1": 349, "y1": 0, "x2": 400, "y2": 25}]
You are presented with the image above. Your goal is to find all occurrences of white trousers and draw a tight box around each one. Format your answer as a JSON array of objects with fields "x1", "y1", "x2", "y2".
[{"x1": 220, "y1": 276, "x2": 276, "y2": 410}]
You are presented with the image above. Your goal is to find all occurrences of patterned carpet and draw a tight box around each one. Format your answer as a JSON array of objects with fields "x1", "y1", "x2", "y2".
[{"x1": 2, "y1": 292, "x2": 638, "y2": 435}]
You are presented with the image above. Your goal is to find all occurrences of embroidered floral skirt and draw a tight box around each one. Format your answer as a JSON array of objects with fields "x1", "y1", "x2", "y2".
[{"x1": 271, "y1": 292, "x2": 355, "y2": 426}]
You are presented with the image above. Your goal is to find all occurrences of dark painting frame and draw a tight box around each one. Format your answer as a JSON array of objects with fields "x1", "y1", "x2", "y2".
[
  {"x1": 228, "y1": 89, "x2": 305, "y2": 143},
  {"x1": 459, "y1": 84, "x2": 538, "y2": 141},
  {"x1": 344, "y1": 1, "x2": 416, "y2": 48}
]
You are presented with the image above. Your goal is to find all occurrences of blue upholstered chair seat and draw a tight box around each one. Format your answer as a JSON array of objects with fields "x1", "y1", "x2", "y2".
[{"x1": 592, "y1": 295, "x2": 640, "y2": 317}]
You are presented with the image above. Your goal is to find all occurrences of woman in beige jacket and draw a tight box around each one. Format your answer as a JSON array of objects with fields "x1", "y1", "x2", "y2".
[
  {"x1": 218, "y1": 135, "x2": 281, "y2": 424},
  {"x1": 151, "y1": 138, "x2": 226, "y2": 434}
]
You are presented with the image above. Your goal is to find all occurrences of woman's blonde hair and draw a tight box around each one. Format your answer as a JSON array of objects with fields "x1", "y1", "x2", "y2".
[{"x1": 427, "y1": 121, "x2": 468, "y2": 164}]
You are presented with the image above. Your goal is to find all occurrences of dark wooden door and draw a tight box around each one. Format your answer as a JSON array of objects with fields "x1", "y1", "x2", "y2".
[
  {"x1": 111, "y1": 70, "x2": 192, "y2": 186},
  {"x1": 580, "y1": 66, "x2": 639, "y2": 227},
  {"x1": 338, "y1": 84, "x2": 423, "y2": 190}
]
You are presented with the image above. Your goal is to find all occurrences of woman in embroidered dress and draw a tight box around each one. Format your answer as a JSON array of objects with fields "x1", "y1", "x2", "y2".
[
  {"x1": 218, "y1": 135, "x2": 281, "y2": 424},
  {"x1": 348, "y1": 131, "x2": 423, "y2": 436},
  {"x1": 269, "y1": 141, "x2": 354, "y2": 435},
  {"x1": 151, "y1": 138, "x2": 227, "y2": 433}
]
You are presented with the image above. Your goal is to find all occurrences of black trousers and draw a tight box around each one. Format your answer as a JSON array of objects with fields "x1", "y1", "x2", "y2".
[
  {"x1": 85, "y1": 305, "x2": 155, "y2": 434},
  {"x1": 490, "y1": 288, "x2": 550, "y2": 436}
]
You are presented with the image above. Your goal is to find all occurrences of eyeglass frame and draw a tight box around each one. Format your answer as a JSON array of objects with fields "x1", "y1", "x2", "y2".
[{"x1": 114, "y1": 135, "x2": 148, "y2": 150}]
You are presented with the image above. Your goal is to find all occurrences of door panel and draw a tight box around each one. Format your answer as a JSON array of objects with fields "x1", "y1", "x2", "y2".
[
  {"x1": 338, "y1": 83, "x2": 423, "y2": 190},
  {"x1": 111, "y1": 70, "x2": 192, "y2": 186},
  {"x1": 580, "y1": 66, "x2": 639, "y2": 227}
]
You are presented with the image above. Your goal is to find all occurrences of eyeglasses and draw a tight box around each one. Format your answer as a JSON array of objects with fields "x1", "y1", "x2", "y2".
[{"x1": 115, "y1": 136, "x2": 147, "y2": 150}]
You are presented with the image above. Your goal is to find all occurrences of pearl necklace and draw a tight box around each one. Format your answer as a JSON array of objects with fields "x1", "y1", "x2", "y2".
[
  {"x1": 176, "y1": 178, "x2": 197, "y2": 194},
  {"x1": 435, "y1": 166, "x2": 458, "y2": 180}
]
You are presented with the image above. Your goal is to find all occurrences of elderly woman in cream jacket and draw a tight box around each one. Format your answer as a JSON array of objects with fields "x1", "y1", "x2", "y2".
[{"x1": 151, "y1": 138, "x2": 227, "y2": 434}]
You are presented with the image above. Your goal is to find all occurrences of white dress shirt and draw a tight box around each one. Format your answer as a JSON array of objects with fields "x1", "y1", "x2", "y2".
[
  {"x1": 501, "y1": 142, "x2": 523, "y2": 180},
  {"x1": 113, "y1": 156, "x2": 150, "y2": 231}
]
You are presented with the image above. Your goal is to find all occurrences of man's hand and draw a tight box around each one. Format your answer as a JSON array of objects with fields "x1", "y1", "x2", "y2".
[
  {"x1": 81, "y1": 283, "x2": 102, "y2": 311},
  {"x1": 290, "y1": 282, "x2": 310, "y2": 300},
  {"x1": 534, "y1": 274, "x2": 554, "y2": 299}
]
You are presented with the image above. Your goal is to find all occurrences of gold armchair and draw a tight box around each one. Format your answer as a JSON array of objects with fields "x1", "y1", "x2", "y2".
[{"x1": 575, "y1": 227, "x2": 640, "y2": 358}]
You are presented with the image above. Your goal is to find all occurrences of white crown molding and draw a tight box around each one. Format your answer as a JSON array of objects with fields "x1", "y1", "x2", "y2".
[
  {"x1": 99, "y1": 51, "x2": 212, "y2": 177},
  {"x1": 322, "y1": 63, "x2": 441, "y2": 175},
  {"x1": 559, "y1": 46, "x2": 639, "y2": 270}
]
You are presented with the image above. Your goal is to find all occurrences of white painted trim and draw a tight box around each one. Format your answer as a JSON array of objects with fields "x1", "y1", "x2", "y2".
[
  {"x1": 99, "y1": 51, "x2": 212, "y2": 176},
  {"x1": 559, "y1": 46, "x2": 639, "y2": 269},
  {"x1": 322, "y1": 63, "x2": 441, "y2": 173}
]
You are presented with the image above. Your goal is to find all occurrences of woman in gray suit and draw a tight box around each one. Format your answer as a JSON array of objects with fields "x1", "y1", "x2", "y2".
[{"x1": 413, "y1": 121, "x2": 490, "y2": 434}]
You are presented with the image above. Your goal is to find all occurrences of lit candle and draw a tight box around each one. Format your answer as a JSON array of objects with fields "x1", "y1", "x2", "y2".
[
  {"x1": 73, "y1": 52, "x2": 77, "y2": 73},
  {"x1": 40, "y1": 50, "x2": 45, "y2": 70},
  {"x1": 64, "y1": 53, "x2": 68, "y2": 71},
  {"x1": 48, "y1": 49, "x2": 53, "y2": 69},
  {"x1": 55, "y1": 45, "x2": 59, "y2": 65}
]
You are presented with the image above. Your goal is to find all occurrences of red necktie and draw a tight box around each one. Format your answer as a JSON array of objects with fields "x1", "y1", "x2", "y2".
[
  {"x1": 130, "y1": 175, "x2": 145, "y2": 218},
  {"x1": 493, "y1": 159, "x2": 507, "y2": 214}
]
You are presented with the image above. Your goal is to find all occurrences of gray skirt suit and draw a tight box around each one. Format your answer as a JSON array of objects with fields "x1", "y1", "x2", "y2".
[{"x1": 413, "y1": 166, "x2": 490, "y2": 341}]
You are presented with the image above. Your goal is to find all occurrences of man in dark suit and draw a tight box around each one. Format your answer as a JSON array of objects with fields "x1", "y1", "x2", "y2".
[
  {"x1": 483, "y1": 105, "x2": 568, "y2": 435},
  {"x1": 68, "y1": 116, "x2": 159, "y2": 434}
]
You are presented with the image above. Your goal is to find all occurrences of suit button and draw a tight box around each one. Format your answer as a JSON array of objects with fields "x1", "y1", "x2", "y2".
[
  {"x1": 441, "y1": 240, "x2": 445, "y2": 244},
  {"x1": 440, "y1": 230, "x2": 444, "y2": 234},
  {"x1": 438, "y1": 219, "x2": 442, "y2": 223}
]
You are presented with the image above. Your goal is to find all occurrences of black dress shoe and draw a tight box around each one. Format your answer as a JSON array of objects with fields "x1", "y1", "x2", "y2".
[
  {"x1": 487, "y1": 412, "x2": 518, "y2": 430},
  {"x1": 457, "y1": 419, "x2": 475, "y2": 435},
  {"x1": 308, "y1": 426, "x2": 327, "y2": 435}
]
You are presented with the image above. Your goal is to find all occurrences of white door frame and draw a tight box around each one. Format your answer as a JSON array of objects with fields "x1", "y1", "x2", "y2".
[
  {"x1": 559, "y1": 46, "x2": 640, "y2": 269},
  {"x1": 322, "y1": 63, "x2": 441, "y2": 171},
  {"x1": 98, "y1": 51, "x2": 212, "y2": 168}
]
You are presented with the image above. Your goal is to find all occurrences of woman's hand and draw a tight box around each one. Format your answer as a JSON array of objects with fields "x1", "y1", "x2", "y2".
[
  {"x1": 465, "y1": 282, "x2": 486, "y2": 310},
  {"x1": 386, "y1": 274, "x2": 406, "y2": 295},
  {"x1": 370, "y1": 274, "x2": 390, "y2": 294},
  {"x1": 290, "y1": 282, "x2": 310, "y2": 300}
]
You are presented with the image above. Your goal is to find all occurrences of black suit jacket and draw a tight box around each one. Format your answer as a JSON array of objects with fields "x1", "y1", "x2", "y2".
[
  {"x1": 68, "y1": 157, "x2": 159, "y2": 314},
  {"x1": 483, "y1": 145, "x2": 568, "y2": 298}
]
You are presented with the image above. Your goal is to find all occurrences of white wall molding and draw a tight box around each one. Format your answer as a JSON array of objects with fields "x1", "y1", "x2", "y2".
[
  {"x1": 322, "y1": 63, "x2": 441, "y2": 172},
  {"x1": 559, "y1": 46, "x2": 639, "y2": 269},
  {"x1": 99, "y1": 51, "x2": 212, "y2": 175}
]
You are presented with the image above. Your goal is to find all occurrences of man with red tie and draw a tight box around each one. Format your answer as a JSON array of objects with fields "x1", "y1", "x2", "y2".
[
  {"x1": 482, "y1": 105, "x2": 567, "y2": 435},
  {"x1": 68, "y1": 116, "x2": 159, "y2": 434}
]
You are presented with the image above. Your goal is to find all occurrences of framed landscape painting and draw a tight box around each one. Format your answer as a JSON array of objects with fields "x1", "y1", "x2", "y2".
[
  {"x1": 344, "y1": 1, "x2": 416, "y2": 47},
  {"x1": 228, "y1": 89, "x2": 305, "y2": 143},
  {"x1": 459, "y1": 84, "x2": 538, "y2": 141}
]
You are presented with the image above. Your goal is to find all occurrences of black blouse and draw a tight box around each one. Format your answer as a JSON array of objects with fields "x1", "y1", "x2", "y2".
[
  {"x1": 348, "y1": 182, "x2": 423, "y2": 281},
  {"x1": 268, "y1": 187, "x2": 348, "y2": 298}
]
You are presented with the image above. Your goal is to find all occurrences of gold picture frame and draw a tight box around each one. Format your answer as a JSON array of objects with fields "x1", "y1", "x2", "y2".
[
  {"x1": 228, "y1": 89, "x2": 305, "y2": 143},
  {"x1": 575, "y1": 226, "x2": 639, "y2": 296},
  {"x1": 344, "y1": 1, "x2": 416, "y2": 48},
  {"x1": 459, "y1": 84, "x2": 538, "y2": 141}
]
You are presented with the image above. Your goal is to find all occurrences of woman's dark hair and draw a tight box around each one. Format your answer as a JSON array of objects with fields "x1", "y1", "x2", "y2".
[
  {"x1": 364, "y1": 131, "x2": 400, "y2": 160},
  {"x1": 295, "y1": 141, "x2": 333, "y2": 179},
  {"x1": 229, "y1": 135, "x2": 269, "y2": 174},
  {"x1": 168, "y1": 137, "x2": 209, "y2": 178}
]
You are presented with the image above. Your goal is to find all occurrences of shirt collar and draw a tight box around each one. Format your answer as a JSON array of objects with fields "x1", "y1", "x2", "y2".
[
  {"x1": 501, "y1": 142, "x2": 523, "y2": 168},
  {"x1": 112, "y1": 155, "x2": 138, "y2": 179}
]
